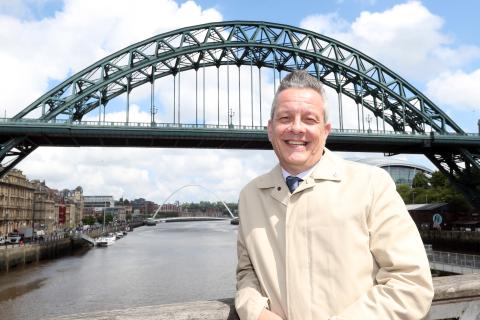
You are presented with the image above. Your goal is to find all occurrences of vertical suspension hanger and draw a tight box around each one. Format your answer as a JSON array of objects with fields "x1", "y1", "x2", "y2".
[
  {"x1": 173, "y1": 73, "x2": 176, "y2": 124},
  {"x1": 178, "y1": 71, "x2": 181, "y2": 125},
  {"x1": 381, "y1": 87, "x2": 386, "y2": 132},
  {"x1": 273, "y1": 49, "x2": 276, "y2": 94},
  {"x1": 259, "y1": 66, "x2": 262, "y2": 127},
  {"x1": 238, "y1": 64, "x2": 241, "y2": 127},
  {"x1": 195, "y1": 67, "x2": 198, "y2": 126},
  {"x1": 203, "y1": 62, "x2": 206, "y2": 126},
  {"x1": 338, "y1": 74, "x2": 344, "y2": 131},
  {"x1": 126, "y1": 77, "x2": 130, "y2": 124},
  {"x1": 227, "y1": 64, "x2": 230, "y2": 126},
  {"x1": 250, "y1": 57, "x2": 254, "y2": 128},
  {"x1": 151, "y1": 72, "x2": 155, "y2": 125}
]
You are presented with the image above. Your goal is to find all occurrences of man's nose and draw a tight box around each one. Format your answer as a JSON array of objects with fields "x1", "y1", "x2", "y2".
[{"x1": 289, "y1": 117, "x2": 305, "y2": 133}]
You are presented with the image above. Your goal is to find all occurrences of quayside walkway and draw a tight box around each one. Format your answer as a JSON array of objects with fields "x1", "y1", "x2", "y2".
[{"x1": 49, "y1": 274, "x2": 480, "y2": 320}]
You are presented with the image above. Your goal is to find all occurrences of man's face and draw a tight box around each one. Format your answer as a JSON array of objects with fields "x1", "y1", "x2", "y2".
[{"x1": 267, "y1": 88, "x2": 331, "y2": 175}]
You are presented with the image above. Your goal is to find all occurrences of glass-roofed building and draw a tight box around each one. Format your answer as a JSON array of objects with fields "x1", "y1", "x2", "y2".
[{"x1": 353, "y1": 158, "x2": 433, "y2": 187}]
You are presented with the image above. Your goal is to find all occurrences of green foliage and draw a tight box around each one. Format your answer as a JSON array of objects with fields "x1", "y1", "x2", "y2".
[
  {"x1": 96, "y1": 213, "x2": 113, "y2": 224},
  {"x1": 412, "y1": 172, "x2": 429, "y2": 188},
  {"x1": 430, "y1": 171, "x2": 448, "y2": 188},
  {"x1": 180, "y1": 201, "x2": 237, "y2": 216},
  {"x1": 396, "y1": 171, "x2": 472, "y2": 211},
  {"x1": 82, "y1": 215, "x2": 96, "y2": 225},
  {"x1": 396, "y1": 184, "x2": 411, "y2": 201}
]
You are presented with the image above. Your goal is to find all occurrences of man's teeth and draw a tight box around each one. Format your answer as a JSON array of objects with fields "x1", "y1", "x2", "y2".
[{"x1": 287, "y1": 141, "x2": 306, "y2": 145}]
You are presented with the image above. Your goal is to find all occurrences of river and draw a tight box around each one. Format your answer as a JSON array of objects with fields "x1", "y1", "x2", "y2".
[{"x1": 0, "y1": 220, "x2": 238, "y2": 320}]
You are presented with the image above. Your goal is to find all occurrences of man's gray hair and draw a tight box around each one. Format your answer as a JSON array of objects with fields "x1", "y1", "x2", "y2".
[{"x1": 270, "y1": 70, "x2": 328, "y2": 122}]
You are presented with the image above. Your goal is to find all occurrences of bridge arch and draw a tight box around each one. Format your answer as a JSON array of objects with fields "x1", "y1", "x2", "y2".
[
  {"x1": 15, "y1": 21, "x2": 460, "y2": 135},
  {"x1": 2, "y1": 21, "x2": 479, "y2": 208},
  {"x1": 152, "y1": 184, "x2": 235, "y2": 219}
]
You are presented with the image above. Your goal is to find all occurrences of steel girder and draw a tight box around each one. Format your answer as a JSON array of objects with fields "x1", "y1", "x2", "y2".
[{"x1": 3, "y1": 21, "x2": 480, "y2": 206}]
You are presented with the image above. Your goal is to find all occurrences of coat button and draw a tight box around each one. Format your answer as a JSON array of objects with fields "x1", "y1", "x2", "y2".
[{"x1": 277, "y1": 186, "x2": 281, "y2": 191}]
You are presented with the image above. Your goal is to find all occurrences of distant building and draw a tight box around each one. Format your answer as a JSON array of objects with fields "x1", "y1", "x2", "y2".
[
  {"x1": 104, "y1": 206, "x2": 127, "y2": 222},
  {"x1": 32, "y1": 180, "x2": 56, "y2": 233},
  {"x1": 58, "y1": 187, "x2": 84, "y2": 228},
  {"x1": 0, "y1": 169, "x2": 35, "y2": 235},
  {"x1": 406, "y1": 203, "x2": 451, "y2": 230},
  {"x1": 84, "y1": 195, "x2": 114, "y2": 209},
  {"x1": 131, "y1": 198, "x2": 158, "y2": 215},
  {"x1": 353, "y1": 157, "x2": 433, "y2": 187}
]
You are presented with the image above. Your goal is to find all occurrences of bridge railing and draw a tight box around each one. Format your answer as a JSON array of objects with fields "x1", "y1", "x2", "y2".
[
  {"x1": 431, "y1": 250, "x2": 480, "y2": 270},
  {"x1": 2, "y1": 118, "x2": 479, "y2": 136}
]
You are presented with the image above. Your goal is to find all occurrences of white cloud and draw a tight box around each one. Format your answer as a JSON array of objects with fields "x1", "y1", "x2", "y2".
[
  {"x1": 0, "y1": 0, "x2": 222, "y2": 116},
  {"x1": 18, "y1": 147, "x2": 276, "y2": 203},
  {"x1": 2, "y1": 0, "x2": 443, "y2": 206},
  {"x1": 300, "y1": 1, "x2": 480, "y2": 82},
  {"x1": 426, "y1": 69, "x2": 480, "y2": 112}
]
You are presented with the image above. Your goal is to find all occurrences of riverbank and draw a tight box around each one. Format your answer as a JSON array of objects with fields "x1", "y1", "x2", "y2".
[
  {"x1": 0, "y1": 238, "x2": 81, "y2": 273},
  {"x1": 0, "y1": 223, "x2": 141, "y2": 274}
]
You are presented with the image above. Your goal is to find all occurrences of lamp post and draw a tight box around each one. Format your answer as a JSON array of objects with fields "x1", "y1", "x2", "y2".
[{"x1": 228, "y1": 108, "x2": 235, "y2": 129}]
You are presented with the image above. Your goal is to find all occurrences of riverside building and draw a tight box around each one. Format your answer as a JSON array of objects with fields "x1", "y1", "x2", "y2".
[{"x1": 0, "y1": 169, "x2": 35, "y2": 236}]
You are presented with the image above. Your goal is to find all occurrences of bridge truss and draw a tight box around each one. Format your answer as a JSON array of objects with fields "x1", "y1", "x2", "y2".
[{"x1": 1, "y1": 21, "x2": 479, "y2": 207}]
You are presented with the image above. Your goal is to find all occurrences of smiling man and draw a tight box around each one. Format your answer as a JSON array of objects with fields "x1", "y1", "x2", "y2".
[{"x1": 235, "y1": 70, "x2": 433, "y2": 320}]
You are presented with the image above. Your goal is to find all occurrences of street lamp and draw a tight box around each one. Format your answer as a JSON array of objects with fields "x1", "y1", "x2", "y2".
[
  {"x1": 366, "y1": 114, "x2": 372, "y2": 133},
  {"x1": 228, "y1": 108, "x2": 235, "y2": 129}
]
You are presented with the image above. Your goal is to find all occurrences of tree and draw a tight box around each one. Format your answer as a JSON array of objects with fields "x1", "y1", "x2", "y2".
[
  {"x1": 412, "y1": 172, "x2": 429, "y2": 188},
  {"x1": 96, "y1": 213, "x2": 113, "y2": 224},
  {"x1": 82, "y1": 215, "x2": 96, "y2": 225},
  {"x1": 430, "y1": 171, "x2": 448, "y2": 188}
]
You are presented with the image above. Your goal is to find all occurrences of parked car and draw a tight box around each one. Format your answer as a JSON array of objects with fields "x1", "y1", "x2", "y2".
[
  {"x1": 6, "y1": 233, "x2": 22, "y2": 244},
  {"x1": 0, "y1": 236, "x2": 5, "y2": 244}
]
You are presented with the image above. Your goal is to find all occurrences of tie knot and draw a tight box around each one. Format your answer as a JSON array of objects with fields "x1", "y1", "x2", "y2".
[{"x1": 286, "y1": 176, "x2": 303, "y2": 193}]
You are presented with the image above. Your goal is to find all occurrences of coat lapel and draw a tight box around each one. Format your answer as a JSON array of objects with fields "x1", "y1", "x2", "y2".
[
  {"x1": 255, "y1": 149, "x2": 343, "y2": 202},
  {"x1": 256, "y1": 165, "x2": 290, "y2": 206}
]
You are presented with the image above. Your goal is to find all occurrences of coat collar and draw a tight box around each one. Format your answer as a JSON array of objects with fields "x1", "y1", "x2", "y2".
[{"x1": 255, "y1": 148, "x2": 343, "y2": 204}]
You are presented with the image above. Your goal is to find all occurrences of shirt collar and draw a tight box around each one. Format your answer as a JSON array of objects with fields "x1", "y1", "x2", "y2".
[
  {"x1": 281, "y1": 165, "x2": 316, "y2": 181},
  {"x1": 256, "y1": 148, "x2": 342, "y2": 189}
]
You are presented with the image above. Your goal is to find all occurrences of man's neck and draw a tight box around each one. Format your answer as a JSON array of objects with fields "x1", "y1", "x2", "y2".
[{"x1": 281, "y1": 162, "x2": 318, "y2": 181}]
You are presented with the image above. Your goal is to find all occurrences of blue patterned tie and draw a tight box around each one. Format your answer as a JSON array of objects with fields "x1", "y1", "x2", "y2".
[{"x1": 286, "y1": 176, "x2": 303, "y2": 193}]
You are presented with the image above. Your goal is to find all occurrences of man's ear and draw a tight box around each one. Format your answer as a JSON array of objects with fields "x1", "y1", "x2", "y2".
[
  {"x1": 324, "y1": 122, "x2": 332, "y2": 136},
  {"x1": 267, "y1": 120, "x2": 273, "y2": 142}
]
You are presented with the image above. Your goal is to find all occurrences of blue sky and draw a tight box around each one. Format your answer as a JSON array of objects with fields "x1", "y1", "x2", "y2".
[{"x1": 1, "y1": 0, "x2": 479, "y2": 202}]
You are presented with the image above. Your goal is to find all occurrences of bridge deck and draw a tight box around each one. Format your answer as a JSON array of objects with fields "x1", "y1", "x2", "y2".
[{"x1": 1, "y1": 120, "x2": 478, "y2": 153}]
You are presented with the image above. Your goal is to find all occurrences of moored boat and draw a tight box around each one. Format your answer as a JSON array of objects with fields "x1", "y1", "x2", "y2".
[
  {"x1": 144, "y1": 218, "x2": 157, "y2": 226},
  {"x1": 96, "y1": 233, "x2": 116, "y2": 247}
]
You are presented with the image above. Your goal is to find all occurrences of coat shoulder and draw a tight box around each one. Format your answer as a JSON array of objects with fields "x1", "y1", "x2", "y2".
[
  {"x1": 341, "y1": 158, "x2": 393, "y2": 183},
  {"x1": 240, "y1": 166, "x2": 279, "y2": 195}
]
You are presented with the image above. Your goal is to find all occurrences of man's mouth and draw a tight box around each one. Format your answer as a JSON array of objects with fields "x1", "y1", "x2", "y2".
[{"x1": 286, "y1": 140, "x2": 307, "y2": 146}]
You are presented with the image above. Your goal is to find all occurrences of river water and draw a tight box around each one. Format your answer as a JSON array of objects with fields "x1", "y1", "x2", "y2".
[{"x1": 0, "y1": 221, "x2": 238, "y2": 320}]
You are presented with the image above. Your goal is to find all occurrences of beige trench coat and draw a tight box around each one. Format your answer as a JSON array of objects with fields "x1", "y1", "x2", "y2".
[{"x1": 235, "y1": 149, "x2": 433, "y2": 320}]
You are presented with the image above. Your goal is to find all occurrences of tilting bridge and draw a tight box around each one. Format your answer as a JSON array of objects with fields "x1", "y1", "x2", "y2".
[{"x1": 1, "y1": 21, "x2": 479, "y2": 207}]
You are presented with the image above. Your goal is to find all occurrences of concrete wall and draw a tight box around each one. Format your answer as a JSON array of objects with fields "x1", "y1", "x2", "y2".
[{"x1": 0, "y1": 238, "x2": 72, "y2": 272}]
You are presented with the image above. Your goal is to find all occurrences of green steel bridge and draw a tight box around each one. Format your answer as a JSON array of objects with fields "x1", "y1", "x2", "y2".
[{"x1": 1, "y1": 21, "x2": 479, "y2": 207}]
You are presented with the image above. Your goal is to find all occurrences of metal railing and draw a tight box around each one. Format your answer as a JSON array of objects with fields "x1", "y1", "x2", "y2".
[
  {"x1": 425, "y1": 245, "x2": 480, "y2": 273},
  {"x1": 2, "y1": 118, "x2": 479, "y2": 136}
]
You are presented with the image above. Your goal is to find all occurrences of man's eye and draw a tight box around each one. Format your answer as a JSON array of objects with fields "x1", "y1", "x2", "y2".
[{"x1": 305, "y1": 118, "x2": 318, "y2": 124}]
